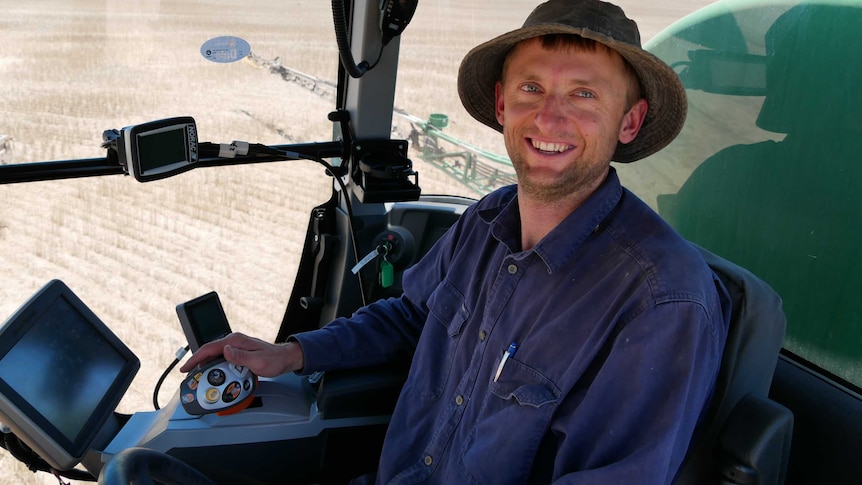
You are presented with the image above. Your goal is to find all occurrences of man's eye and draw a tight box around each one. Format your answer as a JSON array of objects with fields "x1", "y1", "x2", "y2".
[
  {"x1": 520, "y1": 84, "x2": 539, "y2": 93},
  {"x1": 576, "y1": 91, "x2": 595, "y2": 98}
]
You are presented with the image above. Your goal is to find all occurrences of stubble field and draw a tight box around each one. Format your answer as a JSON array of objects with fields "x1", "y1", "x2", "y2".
[{"x1": 0, "y1": 1, "x2": 714, "y2": 483}]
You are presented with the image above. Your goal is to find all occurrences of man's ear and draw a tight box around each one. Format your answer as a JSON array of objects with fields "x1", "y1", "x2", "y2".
[
  {"x1": 494, "y1": 81, "x2": 505, "y2": 126},
  {"x1": 619, "y1": 98, "x2": 648, "y2": 144}
]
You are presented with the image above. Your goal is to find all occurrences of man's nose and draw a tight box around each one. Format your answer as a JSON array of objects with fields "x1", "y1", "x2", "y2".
[{"x1": 535, "y1": 94, "x2": 569, "y2": 128}]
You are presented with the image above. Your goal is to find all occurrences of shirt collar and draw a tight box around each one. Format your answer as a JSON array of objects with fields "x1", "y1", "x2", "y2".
[{"x1": 478, "y1": 168, "x2": 624, "y2": 273}]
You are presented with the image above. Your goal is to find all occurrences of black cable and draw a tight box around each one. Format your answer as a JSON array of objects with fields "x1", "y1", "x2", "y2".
[
  {"x1": 331, "y1": 0, "x2": 385, "y2": 78},
  {"x1": 153, "y1": 346, "x2": 189, "y2": 410},
  {"x1": 253, "y1": 145, "x2": 368, "y2": 307},
  {"x1": 332, "y1": 0, "x2": 366, "y2": 78}
]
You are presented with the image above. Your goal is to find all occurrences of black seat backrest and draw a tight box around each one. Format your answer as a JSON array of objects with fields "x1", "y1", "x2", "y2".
[{"x1": 675, "y1": 246, "x2": 790, "y2": 484}]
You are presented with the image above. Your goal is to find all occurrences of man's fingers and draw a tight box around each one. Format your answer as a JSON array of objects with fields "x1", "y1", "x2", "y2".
[{"x1": 179, "y1": 341, "x2": 227, "y2": 372}]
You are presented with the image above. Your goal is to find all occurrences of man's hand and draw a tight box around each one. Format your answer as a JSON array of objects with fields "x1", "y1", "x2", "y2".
[{"x1": 179, "y1": 332, "x2": 305, "y2": 378}]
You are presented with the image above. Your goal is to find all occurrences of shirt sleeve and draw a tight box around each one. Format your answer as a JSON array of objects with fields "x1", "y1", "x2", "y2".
[
  {"x1": 544, "y1": 299, "x2": 724, "y2": 484},
  {"x1": 291, "y1": 294, "x2": 425, "y2": 372}
]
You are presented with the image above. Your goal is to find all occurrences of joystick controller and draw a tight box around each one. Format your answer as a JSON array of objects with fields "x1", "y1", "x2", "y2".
[{"x1": 180, "y1": 358, "x2": 257, "y2": 416}]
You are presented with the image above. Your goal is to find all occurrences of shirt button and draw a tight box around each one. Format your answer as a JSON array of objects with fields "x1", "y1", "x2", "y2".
[
  {"x1": 424, "y1": 455, "x2": 433, "y2": 466},
  {"x1": 479, "y1": 330, "x2": 487, "y2": 341},
  {"x1": 508, "y1": 264, "x2": 518, "y2": 274},
  {"x1": 455, "y1": 395, "x2": 464, "y2": 406}
]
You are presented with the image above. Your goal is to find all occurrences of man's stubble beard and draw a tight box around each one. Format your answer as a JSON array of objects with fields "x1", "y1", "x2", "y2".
[{"x1": 510, "y1": 150, "x2": 611, "y2": 205}]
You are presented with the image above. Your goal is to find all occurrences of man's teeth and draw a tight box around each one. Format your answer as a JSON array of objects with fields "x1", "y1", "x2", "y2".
[{"x1": 533, "y1": 141, "x2": 572, "y2": 153}]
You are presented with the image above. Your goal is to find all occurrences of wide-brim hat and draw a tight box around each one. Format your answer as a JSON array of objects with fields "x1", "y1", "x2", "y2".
[{"x1": 457, "y1": 0, "x2": 687, "y2": 163}]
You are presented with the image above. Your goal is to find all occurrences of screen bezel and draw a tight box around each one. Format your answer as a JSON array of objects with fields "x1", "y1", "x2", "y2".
[
  {"x1": 176, "y1": 291, "x2": 232, "y2": 353},
  {"x1": 119, "y1": 116, "x2": 199, "y2": 182},
  {"x1": 0, "y1": 280, "x2": 139, "y2": 470}
]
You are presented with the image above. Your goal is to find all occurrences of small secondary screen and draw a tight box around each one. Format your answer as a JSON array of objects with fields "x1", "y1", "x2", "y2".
[
  {"x1": 137, "y1": 128, "x2": 188, "y2": 173},
  {"x1": 178, "y1": 292, "x2": 232, "y2": 352},
  {"x1": 187, "y1": 300, "x2": 230, "y2": 345},
  {"x1": 0, "y1": 294, "x2": 127, "y2": 443}
]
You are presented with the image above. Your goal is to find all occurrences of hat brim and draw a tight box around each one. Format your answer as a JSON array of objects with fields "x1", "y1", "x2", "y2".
[{"x1": 457, "y1": 25, "x2": 687, "y2": 163}]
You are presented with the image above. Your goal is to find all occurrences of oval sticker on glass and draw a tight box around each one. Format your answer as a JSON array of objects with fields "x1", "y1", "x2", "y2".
[{"x1": 200, "y1": 36, "x2": 251, "y2": 63}]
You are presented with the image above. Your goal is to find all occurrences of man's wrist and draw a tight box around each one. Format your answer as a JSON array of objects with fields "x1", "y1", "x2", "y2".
[{"x1": 282, "y1": 338, "x2": 305, "y2": 374}]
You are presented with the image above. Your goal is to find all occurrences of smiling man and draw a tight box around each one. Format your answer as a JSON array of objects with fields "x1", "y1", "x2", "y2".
[
  {"x1": 493, "y1": 34, "x2": 647, "y2": 248},
  {"x1": 183, "y1": 1, "x2": 730, "y2": 483}
]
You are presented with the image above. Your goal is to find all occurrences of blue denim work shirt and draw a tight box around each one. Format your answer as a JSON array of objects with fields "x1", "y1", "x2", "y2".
[{"x1": 295, "y1": 168, "x2": 730, "y2": 484}]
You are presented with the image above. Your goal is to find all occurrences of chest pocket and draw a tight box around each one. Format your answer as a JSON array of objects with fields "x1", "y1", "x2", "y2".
[
  {"x1": 460, "y1": 358, "x2": 561, "y2": 483},
  {"x1": 414, "y1": 279, "x2": 470, "y2": 399},
  {"x1": 427, "y1": 279, "x2": 470, "y2": 335},
  {"x1": 488, "y1": 358, "x2": 560, "y2": 407}
]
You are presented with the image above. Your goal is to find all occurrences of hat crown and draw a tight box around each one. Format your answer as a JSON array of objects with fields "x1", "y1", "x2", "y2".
[{"x1": 526, "y1": 0, "x2": 641, "y2": 47}]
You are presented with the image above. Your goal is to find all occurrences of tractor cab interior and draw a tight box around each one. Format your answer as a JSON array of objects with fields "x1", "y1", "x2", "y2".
[{"x1": 1, "y1": 1, "x2": 861, "y2": 484}]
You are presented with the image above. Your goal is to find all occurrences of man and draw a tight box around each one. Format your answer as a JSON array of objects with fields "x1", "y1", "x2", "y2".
[{"x1": 183, "y1": 0, "x2": 729, "y2": 483}]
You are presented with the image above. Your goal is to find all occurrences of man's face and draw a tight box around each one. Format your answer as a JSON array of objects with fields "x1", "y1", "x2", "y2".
[{"x1": 495, "y1": 38, "x2": 647, "y2": 203}]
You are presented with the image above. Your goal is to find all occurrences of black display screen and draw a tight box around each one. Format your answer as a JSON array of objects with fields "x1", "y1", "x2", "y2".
[
  {"x1": 119, "y1": 117, "x2": 198, "y2": 182},
  {"x1": 0, "y1": 280, "x2": 139, "y2": 468},
  {"x1": 137, "y1": 128, "x2": 188, "y2": 173},
  {"x1": 177, "y1": 292, "x2": 232, "y2": 352}
]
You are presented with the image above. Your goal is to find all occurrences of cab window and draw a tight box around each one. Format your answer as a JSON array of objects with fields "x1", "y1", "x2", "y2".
[{"x1": 617, "y1": 1, "x2": 862, "y2": 388}]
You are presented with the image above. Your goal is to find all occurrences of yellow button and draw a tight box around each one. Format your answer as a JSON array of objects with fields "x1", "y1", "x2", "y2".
[{"x1": 205, "y1": 388, "x2": 220, "y2": 403}]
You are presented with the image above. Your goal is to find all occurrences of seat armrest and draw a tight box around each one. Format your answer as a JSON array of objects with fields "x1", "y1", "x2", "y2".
[
  {"x1": 317, "y1": 365, "x2": 408, "y2": 419},
  {"x1": 718, "y1": 395, "x2": 793, "y2": 485}
]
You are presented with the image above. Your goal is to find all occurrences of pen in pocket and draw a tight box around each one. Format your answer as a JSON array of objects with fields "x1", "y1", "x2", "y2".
[{"x1": 493, "y1": 342, "x2": 518, "y2": 382}]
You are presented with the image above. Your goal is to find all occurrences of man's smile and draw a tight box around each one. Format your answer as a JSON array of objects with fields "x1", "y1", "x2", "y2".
[{"x1": 530, "y1": 138, "x2": 575, "y2": 154}]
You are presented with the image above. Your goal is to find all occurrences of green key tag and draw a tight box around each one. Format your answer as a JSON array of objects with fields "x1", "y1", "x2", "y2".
[{"x1": 379, "y1": 259, "x2": 394, "y2": 288}]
